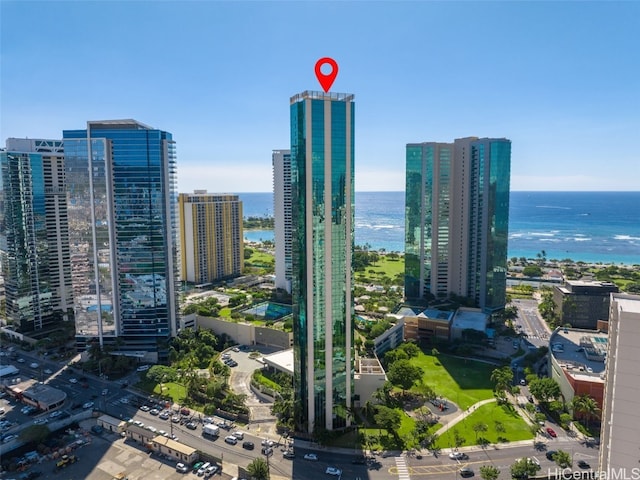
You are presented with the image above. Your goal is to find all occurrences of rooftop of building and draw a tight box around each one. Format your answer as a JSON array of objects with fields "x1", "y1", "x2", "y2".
[
  {"x1": 549, "y1": 328, "x2": 607, "y2": 380},
  {"x1": 451, "y1": 308, "x2": 489, "y2": 331},
  {"x1": 88, "y1": 119, "x2": 153, "y2": 130},
  {"x1": 290, "y1": 91, "x2": 354, "y2": 104},
  {"x1": 556, "y1": 280, "x2": 619, "y2": 294},
  {"x1": 612, "y1": 292, "x2": 640, "y2": 314},
  {"x1": 152, "y1": 435, "x2": 197, "y2": 455},
  {"x1": 6, "y1": 379, "x2": 67, "y2": 406},
  {"x1": 356, "y1": 357, "x2": 385, "y2": 375},
  {"x1": 262, "y1": 348, "x2": 293, "y2": 376}
]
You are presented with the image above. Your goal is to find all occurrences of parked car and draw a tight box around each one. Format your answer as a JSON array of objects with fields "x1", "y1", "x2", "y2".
[
  {"x1": 175, "y1": 462, "x2": 189, "y2": 473},
  {"x1": 546, "y1": 450, "x2": 557, "y2": 461},
  {"x1": 43, "y1": 368, "x2": 52, "y2": 374},
  {"x1": 69, "y1": 378, "x2": 78, "y2": 384},
  {"x1": 224, "y1": 435, "x2": 238, "y2": 445},
  {"x1": 49, "y1": 410, "x2": 62, "y2": 418},
  {"x1": 449, "y1": 451, "x2": 467, "y2": 460},
  {"x1": 283, "y1": 450, "x2": 295, "y2": 459},
  {"x1": 186, "y1": 422, "x2": 197, "y2": 430},
  {"x1": 30, "y1": 362, "x2": 39, "y2": 369},
  {"x1": 460, "y1": 467, "x2": 475, "y2": 477},
  {"x1": 82, "y1": 401, "x2": 94, "y2": 409},
  {"x1": 577, "y1": 460, "x2": 590, "y2": 469}
]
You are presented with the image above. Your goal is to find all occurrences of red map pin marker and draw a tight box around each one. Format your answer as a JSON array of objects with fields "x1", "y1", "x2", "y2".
[{"x1": 315, "y1": 57, "x2": 339, "y2": 92}]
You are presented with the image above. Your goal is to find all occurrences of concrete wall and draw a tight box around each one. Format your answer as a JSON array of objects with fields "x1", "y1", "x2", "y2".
[
  {"x1": 354, "y1": 372, "x2": 387, "y2": 407},
  {"x1": 195, "y1": 315, "x2": 292, "y2": 350}
]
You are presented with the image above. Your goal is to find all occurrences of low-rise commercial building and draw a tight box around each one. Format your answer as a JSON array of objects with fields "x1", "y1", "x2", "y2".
[
  {"x1": 97, "y1": 414, "x2": 127, "y2": 434},
  {"x1": 548, "y1": 328, "x2": 606, "y2": 412},
  {"x1": 553, "y1": 280, "x2": 618, "y2": 329},
  {"x1": 403, "y1": 308, "x2": 453, "y2": 344},
  {"x1": 151, "y1": 435, "x2": 199, "y2": 464},
  {"x1": 354, "y1": 357, "x2": 387, "y2": 408}
]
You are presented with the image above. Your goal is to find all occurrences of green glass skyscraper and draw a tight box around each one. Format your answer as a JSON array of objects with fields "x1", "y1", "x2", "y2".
[
  {"x1": 290, "y1": 91, "x2": 354, "y2": 433},
  {"x1": 405, "y1": 137, "x2": 511, "y2": 312}
]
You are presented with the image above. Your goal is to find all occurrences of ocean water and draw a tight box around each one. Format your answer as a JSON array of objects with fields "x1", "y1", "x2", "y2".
[{"x1": 239, "y1": 191, "x2": 640, "y2": 265}]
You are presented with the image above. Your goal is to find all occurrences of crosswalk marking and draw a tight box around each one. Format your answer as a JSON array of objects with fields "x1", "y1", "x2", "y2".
[{"x1": 395, "y1": 456, "x2": 411, "y2": 480}]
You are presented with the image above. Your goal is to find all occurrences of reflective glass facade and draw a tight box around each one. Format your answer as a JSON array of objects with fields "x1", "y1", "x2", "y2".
[
  {"x1": 291, "y1": 91, "x2": 354, "y2": 433},
  {"x1": 0, "y1": 150, "x2": 72, "y2": 333},
  {"x1": 63, "y1": 120, "x2": 179, "y2": 362},
  {"x1": 405, "y1": 138, "x2": 511, "y2": 312}
]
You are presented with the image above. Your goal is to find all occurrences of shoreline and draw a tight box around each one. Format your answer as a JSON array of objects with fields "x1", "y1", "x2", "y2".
[{"x1": 245, "y1": 237, "x2": 640, "y2": 269}]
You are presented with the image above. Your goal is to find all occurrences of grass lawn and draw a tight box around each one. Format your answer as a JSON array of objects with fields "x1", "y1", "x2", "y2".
[
  {"x1": 136, "y1": 379, "x2": 187, "y2": 403},
  {"x1": 219, "y1": 307, "x2": 232, "y2": 318},
  {"x1": 362, "y1": 256, "x2": 405, "y2": 280},
  {"x1": 247, "y1": 250, "x2": 274, "y2": 267},
  {"x1": 409, "y1": 353, "x2": 495, "y2": 409},
  {"x1": 436, "y1": 402, "x2": 534, "y2": 448}
]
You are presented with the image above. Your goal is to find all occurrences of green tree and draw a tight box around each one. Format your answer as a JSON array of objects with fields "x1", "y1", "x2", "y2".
[
  {"x1": 246, "y1": 457, "x2": 270, "y2": 480},
  {"x1": 399, "y1": 341, "x2": 420, "y2": 358},
  {"x1": 552, "y1": 450, "x2": 572, "y2": 468},
  {"x1": 387, "y1": 359, "x2": 423, "y2": 393},
  {"x1": 452, "y1": 429, "x2": 465, "y2": 448},
  {"x1": 510, "y1": 457, "x2": 539, "y2": 479},
  {"x1": 523, "y1": 265, "x2": 543, "y2": 277},
  {"x1": 528, "y1": 377, "x2": 561, "y2": 404},
  {"x1": 472, "y1": 422, "x2": 488, "y2": 442},
  {"x1": 494, "y1": 420, "x2": 505, "y2": 434},
  {"x1": 480, "y1": 465, "x2": 500, "y2": 480},
  {"x1": 490, "y1": 366, "x2": 514, "y2": 393},
  {"x1": 374, "y1": 405, "x2": 402, "y2": 435},
  {"x1": 18, "y1": 424, "x2": 50, "y2": 443}
]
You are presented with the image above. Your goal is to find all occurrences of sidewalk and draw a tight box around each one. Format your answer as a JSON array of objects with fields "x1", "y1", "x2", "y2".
[{"x1": 434, "y1": 398, "x2": 497, "y2": 436}]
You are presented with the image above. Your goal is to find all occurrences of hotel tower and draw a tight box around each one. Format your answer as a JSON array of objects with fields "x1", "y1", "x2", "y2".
[{"x1": 290, "y1": 91, "x2": 355, "y2": 433}]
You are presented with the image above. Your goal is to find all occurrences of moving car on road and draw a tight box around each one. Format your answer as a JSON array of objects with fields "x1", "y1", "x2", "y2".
[
  {"x1": 303, "y1": 453, "x2": 318, "y2": 461},
  {"x1": 546, "y1": 427, "x2": 557, "y2": 438},
  {"x1": 449, "y1": 451, "x2": 467, "y2": 460},
  {"x1": 326, "y1": 467, "x2": 342, "y2": 476}
]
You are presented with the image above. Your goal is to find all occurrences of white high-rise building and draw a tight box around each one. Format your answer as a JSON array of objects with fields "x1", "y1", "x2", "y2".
[
  {"x1": 272, "y1": 150, "x2": 292, "y2": 293},
  {"x1": 599, "y1": 293, "x2": 640, "y2": 469}
]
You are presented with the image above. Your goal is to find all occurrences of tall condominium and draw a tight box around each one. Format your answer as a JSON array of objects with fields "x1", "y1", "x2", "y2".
[
  {"x1": 405, "y1": 137, "x2": 511, "y2": 312},
  {"x1": 272, "y1": 149, "x2": 292, "y2": 293},
  {"x1": 599, "y1": 293, "x2": 640, "y2": 469},
  {"x1": 63, "y1": 120, "x2": 179, "y2": 363},
  {"x1": 290, "y1": 91, "x2": 354, "y2": 433},
  {"x1": 0, "y1": 138, "x2": 73, "y2": 334},
  {"x1": 178, "y1": 191, "x2": 243, "y2": 284}
]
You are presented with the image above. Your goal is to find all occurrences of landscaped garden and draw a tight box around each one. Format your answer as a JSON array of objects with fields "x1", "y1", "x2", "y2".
[{"x1": 436, "y1": 401, "x2": 534, "y2": 449}]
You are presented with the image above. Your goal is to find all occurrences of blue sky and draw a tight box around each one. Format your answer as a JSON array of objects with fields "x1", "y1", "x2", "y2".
[{"x1": 2, "y1": 1, "x2": 638, "y2": 192}]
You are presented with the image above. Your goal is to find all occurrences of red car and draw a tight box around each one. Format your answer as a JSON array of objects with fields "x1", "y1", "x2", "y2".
[{"x1": 546, "y1": 427, "x2": 557, "y2": 438}]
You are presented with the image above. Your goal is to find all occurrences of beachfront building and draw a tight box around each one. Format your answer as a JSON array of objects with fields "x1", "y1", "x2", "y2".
[
  {"x1": 178, "y1": 191, "x2": 243, "y2": 284},
  {"x1": 290, "y1": 90, "x2": 354, "y2": 433},
  {"x1": 599, "y1": 293, "x2": 640, "y2": 470},
  {"x1": 405, "y1": 137, "x2": 511, "y2": 312},
  {"x1": 272, "y1": 149, "x2": 293, "y2": 293},
  {"x1": 552, "y1": 280, "x2": 619, "y2": 329},
  {"x1": 63, "y1": 120, "x2": 179, "y2": 363},
  {"x1": 0, "y1": 139, "x2": 73, "y2": 335}
]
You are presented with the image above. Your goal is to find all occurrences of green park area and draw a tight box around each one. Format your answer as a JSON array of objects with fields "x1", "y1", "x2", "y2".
[
  {"x1": 436, "y1": 402, "x2": 534, "y2": 449},
  {"x1": 330, "y1": 351, "x2": 533, "y2": 451},
  {"x1": 409, "y1": 352, "x2": 496, "y2": 409}
]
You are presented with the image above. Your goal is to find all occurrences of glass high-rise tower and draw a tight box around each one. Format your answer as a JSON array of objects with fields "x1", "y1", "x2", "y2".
[
  {"x1": 63, "y1": 120, "x2": 179, "y2": 363},
  {"x1": 0, "y1": 139, "x2": 73, "y2": 334},
  {"x1": 405, "y1": 137, "x2": 511, "y2": 312},
  {"x1": 290, "y1": 91, "x2": 354, "y2": 433}
]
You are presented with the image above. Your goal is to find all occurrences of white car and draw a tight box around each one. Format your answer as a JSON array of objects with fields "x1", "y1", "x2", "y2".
[
  {"x1": 30, "y1": 362, "x2": 39, "y2": 369},
  {"x1": 449, "y1": 451, "x2": 466, "y2": 460},
  {"x1": 176, "y1": 462, "x2": 189, "y2": 473},
  {"x1": 82, "y1": 401, "x2": 94, "y2": 409},
  {"x1": 224, "y1": 435, "x2": 238, "y2": 445},
  {"x1": 326, "y1": 467, "x2": 342, "y2": 476},
  {"x1": 49, "y1": 410, "x2": 62, "y2": 418},
  {"x1": 43, "y1": 368, "x2": 52, "y2": 374},
  {"x1": 304, "y1": 453, "x2": 318, "y2": 461},
  {"x1": 69, "y1": 378, "x2": 78, "y2": 384}
]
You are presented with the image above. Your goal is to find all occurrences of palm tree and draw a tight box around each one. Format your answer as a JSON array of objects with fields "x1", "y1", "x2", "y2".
[{"x1": 247, "y1": 457, "x2": 270, "y2": 480}]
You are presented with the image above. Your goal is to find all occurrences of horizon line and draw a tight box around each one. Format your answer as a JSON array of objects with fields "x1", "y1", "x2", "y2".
[{"x1": 230, "y1": 190, "x2": 640, "y2": 194}]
